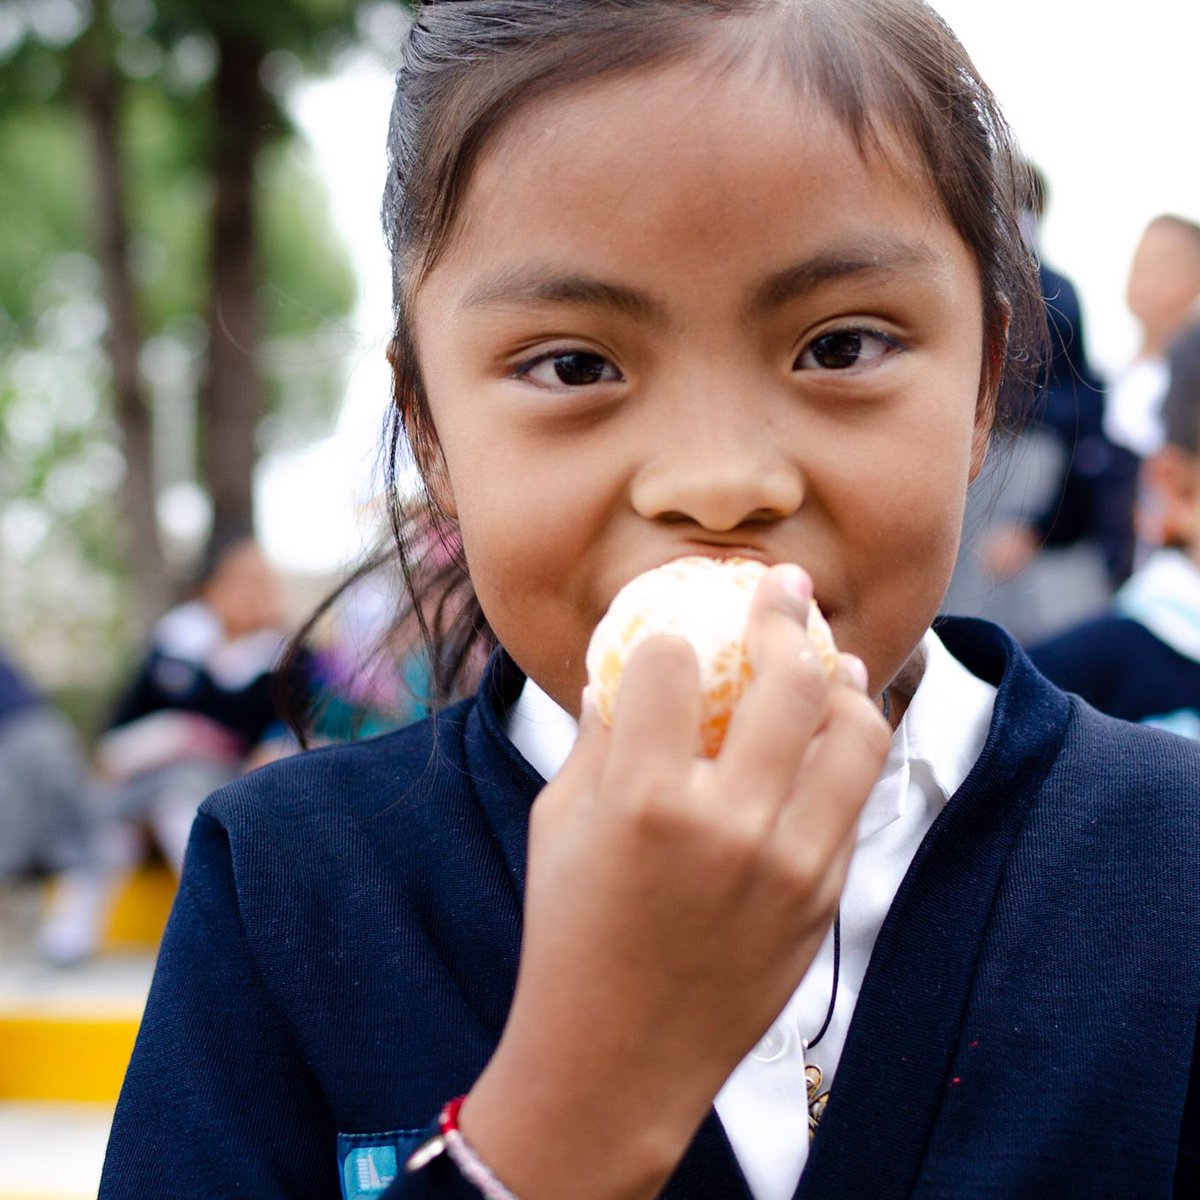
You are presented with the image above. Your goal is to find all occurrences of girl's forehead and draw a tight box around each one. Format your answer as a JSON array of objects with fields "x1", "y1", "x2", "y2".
[
  {"x1": 483, "y1": 52, "x2": 922, "y2": 187},
  {"x1": 424, "y1": 57, "x2": 955, "y2": 303}
]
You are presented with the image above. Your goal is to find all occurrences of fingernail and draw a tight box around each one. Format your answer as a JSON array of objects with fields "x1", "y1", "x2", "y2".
[
  {"x1": 841, "y1": 654, "x2": 869, "y2": 693},
  {"x1": 776, "y1": 563, "x2": 812, "y2": 609}
]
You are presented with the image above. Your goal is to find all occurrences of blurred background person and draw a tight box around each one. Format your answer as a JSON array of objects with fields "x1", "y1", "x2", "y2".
[
  {"x1": 302, "y1": 561, "x2": 415, "y2": 742},
  {"x1": 943, "y1": 161, "x2": 1118, "y2": 642},
  {"x1": 0, "y1": 645, "x2": 92, "y2": 891},
  {"x1": 1029, "y1": 318, "x2": 1200, "y2": 736},
  {"x1": 295, "y1": 514, "x2": 480, "y2": 744},
  {"x1": 1103, "y1": 214, "x2": 1200, "y2": 572},
  {"x1": 37, "y1": 532, "x2": 312, "y2": 965}
]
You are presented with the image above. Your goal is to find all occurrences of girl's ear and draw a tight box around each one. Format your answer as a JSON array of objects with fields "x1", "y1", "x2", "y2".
[
  {"x1": 387, "y1": 335, "x2": 458, "y2": 519},
  {"x1": 422, "y1": 449, "x2": 458, "y2": 520},
  {"x1": 969, "y1": 311, "x2": 1010, "y2": 483},
  {"x1": 1142, "y1": 447, "x2": 1200, "y2": 548},
  {"x1": 969, "y1": 387, "x2": 995, "y2": 483}
]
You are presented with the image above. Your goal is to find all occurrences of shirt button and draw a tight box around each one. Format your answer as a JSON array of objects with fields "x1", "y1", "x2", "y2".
[{"x1": 751, "y1": 1023, "x2": 790, "y2": 1062}]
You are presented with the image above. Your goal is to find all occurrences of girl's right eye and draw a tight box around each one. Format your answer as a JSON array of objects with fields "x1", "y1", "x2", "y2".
[{"x1": 515, "y1": 350, "x2": 622, "y2": 388}]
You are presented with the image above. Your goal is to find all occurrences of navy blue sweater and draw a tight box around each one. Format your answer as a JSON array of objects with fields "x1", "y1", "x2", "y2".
[
  {"x1": 1029, "y1": 615, "x2": 1200, "y2": 733},
  {"x1": 0, "y1": 650, "x2": 42, "y2": 725},
  {"x1": 100, "y1": 619, "x2": 1200, "y2": 1199}
]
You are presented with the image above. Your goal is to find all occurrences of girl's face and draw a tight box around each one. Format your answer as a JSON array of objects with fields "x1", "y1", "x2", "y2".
[{"x1": 410, "y1": 56, "x2": 992, "y2": 714}]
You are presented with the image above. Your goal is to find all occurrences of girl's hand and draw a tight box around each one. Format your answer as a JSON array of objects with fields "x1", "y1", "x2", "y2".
[{"x1": 462, "y1": 565, "x2": 891, "y2": 1199}]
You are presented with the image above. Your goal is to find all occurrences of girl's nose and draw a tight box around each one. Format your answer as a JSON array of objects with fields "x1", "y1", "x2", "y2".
[{"x1": 629, "y1": 410, "x2": 804, "y2": 533}]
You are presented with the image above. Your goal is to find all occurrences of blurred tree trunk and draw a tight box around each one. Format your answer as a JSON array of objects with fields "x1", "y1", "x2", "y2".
[
  {"x1": 199, "y1": 34, "x2": 268, "y2": 552},
  {"x1": 72, "y1": 22, "x2": 171, "y2": 624}
]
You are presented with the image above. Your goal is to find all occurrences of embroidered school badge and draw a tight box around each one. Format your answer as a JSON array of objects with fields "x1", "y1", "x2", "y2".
[{"x1": 337, "y1": 1131, "x2": 423, "y2": 1199}]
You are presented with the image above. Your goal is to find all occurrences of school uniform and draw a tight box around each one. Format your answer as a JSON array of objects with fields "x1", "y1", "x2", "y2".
[
  {"x1": 104, "y1": 599, "x2": 299, "y2": 756},
  {"x1": 89, "y1": 600, "x2": 311, "y2": 871},
  {"x1": 1029, "y1": 548, "x2": 1200, "y2": 738},
  {"x1": 99, "y1": 618, "x2": 1200, "y2": 1200}
]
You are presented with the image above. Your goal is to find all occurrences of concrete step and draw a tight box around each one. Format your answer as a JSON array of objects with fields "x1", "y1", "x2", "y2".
[
  {"x1": 0, "y1": 864, "x2": 167, "y2": 1105},
  {"x1": 0, "y1": 1101, "x2": 113, "y2": 1200},
  {"x1": 0, "y1": 867, "x2": 166, "y2": 1195}
]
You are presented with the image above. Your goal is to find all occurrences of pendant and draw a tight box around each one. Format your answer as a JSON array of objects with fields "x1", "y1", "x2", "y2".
[{"x1": 805, "y1": 1063, "x2": 830, "y2": 1139}]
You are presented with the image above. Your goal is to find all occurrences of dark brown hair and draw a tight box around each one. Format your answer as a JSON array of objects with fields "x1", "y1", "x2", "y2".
[{"x1": 315, "y1": 0, "x2": 1045, "y2": 720}]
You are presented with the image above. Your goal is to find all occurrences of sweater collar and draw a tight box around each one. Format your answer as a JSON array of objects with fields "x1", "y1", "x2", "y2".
[
  {"x1": 1115, "y1": 548, "x2": 1200, "y2": 663},
  {"x1": 462, "y1": 620, "x2": 1072, "y2": 1200},
  {"x1": 504, "y1": 627, "x2": 996, "y2": 845},
  {"x1": 798, "y1": 617, "x2": 1071, "y2": 1200}
]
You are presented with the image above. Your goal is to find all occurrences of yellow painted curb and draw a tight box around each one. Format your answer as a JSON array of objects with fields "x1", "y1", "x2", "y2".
[
  {"x1": 0, "y1": 1014, "x2": 139, "y2": 1103},
  {"x1": 103, "y1": 865, "x2": 176, "y2": 951}
]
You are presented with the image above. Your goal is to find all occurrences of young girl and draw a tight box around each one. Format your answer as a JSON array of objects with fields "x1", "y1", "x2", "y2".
[{"x1": 100, "y1": 3, "x2": 1200, "y2": 1198}]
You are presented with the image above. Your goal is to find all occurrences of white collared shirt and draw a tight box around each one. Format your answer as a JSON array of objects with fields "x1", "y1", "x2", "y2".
[{"x1": 506, "y1": 628, "x2": 997, "y2": 1200}]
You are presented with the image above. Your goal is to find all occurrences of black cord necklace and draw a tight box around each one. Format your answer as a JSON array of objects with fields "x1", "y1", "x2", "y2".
[
  {"x1": 803, "y1": 910, "x2": 841, "y2": 1138},
  {"x1": 804, "y1": 911, "x2": 840, "y2": 1053},
  {"x1": 804, "y1": 687, "x2": 890, "y2": 1138}
]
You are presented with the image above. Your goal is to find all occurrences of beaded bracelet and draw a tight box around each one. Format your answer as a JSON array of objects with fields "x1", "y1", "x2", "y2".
[{"x1": 404, "y1": 1096, "x2": 524, "y2": 1200}]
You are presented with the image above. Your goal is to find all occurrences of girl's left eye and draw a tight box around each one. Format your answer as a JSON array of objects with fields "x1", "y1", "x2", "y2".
[
  {"x1": 795, "y1": 329, "x2": 899, "y2": 372},
  {"x1": 516, "y1": 351, "x2": 622, "y2": 388}
]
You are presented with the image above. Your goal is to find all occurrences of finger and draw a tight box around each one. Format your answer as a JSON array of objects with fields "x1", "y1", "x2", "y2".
[
  {"x1": 602, "y1": 634, "x2": 703, "y2": 790},
  {"x1": 780, "y1": 687, "x2": 891, "y2": 852},
  {"x1": 551, "y1": 685, "x2": 611, "y2": 793},
  {"x1": 833, "y1": 652, "x2": 870, "y2": 695},
  {"x1": 529, "y1": 687, "x2": 613, "y2": 845},
  {"x1": 719, "y1": 564, "x2": 832, "y2": 791},
  {"x1": 812, "y1": 801, "x2": 866, "y2": 918}
]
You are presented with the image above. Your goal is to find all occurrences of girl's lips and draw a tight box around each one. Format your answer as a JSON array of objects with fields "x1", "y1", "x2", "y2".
[
  {"x1": 663, "y1": 544, "x2": 776, "y2": 568},
  {"x1": 654, "y1": 549, "x2": 837, "y2": 625},
  {"x1": 605, "y1": 548, "x2": 801, "y2": 610}
]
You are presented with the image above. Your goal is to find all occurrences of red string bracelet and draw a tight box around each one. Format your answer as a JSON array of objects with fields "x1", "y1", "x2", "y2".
[{"x1": 404, "y1": 1096, "x2": 524, "y2": 1200}]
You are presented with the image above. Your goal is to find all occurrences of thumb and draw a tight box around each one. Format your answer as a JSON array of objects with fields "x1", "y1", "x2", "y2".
[
  {"x1": 530, "y1": 685, "x2": 610, "y2": 818},
  {"x1": 554, "y1": 685, "x2": 610, "y2": 791},
  {"x1": 528, "y1": 686, "x2": 610, "y2": 842}
]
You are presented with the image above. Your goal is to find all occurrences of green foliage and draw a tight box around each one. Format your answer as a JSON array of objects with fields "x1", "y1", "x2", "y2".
[
  {"x1": 260, "y1": 140, "x2": 358, "y2": 341},
  {"x1": 115, "y1": 84, "x2": 359, "y2": 342},
  {"x1": 0, "y1": 105, "x2": 88, "y2": 323},
  {"x1": 0, "y1": 0, "x2": 380, "y2": 688},
  {"x1": 0, "y1": 0, "x2": 363, "y2": 337},
  {"x1": 121, "y1": 82, "x2": 208, "y2": 323},
  {"x1": 0, "y1": 83, "x2": 357, "y2": 367},
  {"x1": 0, "y1": 252, "x2": 136, "y2": 687},
  {"x1": 154, "y1": 0, "x2": 360, "y2": 55},
  {"x1": 0, "y1": 38, "x2": 69, "y2": 107}
]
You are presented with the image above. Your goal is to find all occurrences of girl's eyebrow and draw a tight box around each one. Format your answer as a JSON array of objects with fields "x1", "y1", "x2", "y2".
[
  {"x1": 462, "y1": 267, "x2": 666, "y2": 325},
  {"x1": 461, "y1": 238, "x2": 939, "y2": 321},
  {"x1": 750, "y1": 239, "x2": 940, "y2": 315}
]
